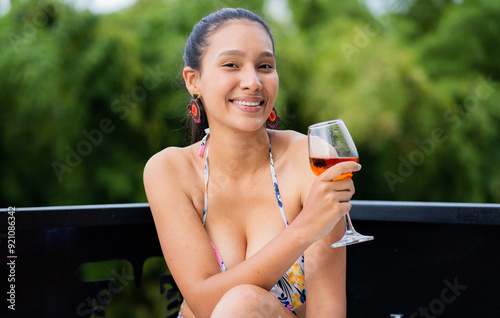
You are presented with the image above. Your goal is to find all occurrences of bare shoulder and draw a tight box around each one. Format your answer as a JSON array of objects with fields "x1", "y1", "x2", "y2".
[
  {"x1": 269, "y1": 130, "x2": 309, "y2": 165},
  {"x1": 269, "y1": 129, "x2": 306, "y2": 148},
  {"x1": 269, "y1": 130, "x2": 314, "y2": 207},
  {"x1": 144, "y1": 146, "x2": 189, "y2": 178},
  {"x1": 143, "y1": 144, "x2": 202, "y2": 215}
]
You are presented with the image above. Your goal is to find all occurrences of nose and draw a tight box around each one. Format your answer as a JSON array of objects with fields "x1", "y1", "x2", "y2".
[{"x1": 239, "y1": 66, "x2": 262, "y2": 91}]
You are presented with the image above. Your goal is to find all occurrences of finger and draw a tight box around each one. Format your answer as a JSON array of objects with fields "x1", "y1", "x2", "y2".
[
  {"x1": 318, "y1": 161, "x2": 361, "y2": 181},
  {"x1": 321, "y1": 182, "x2": 354, "y2": 200},
  {"x1": 335, "y1": 191, "x2": 355, "y2": 203},
  {"x1": 330, "y1": 178, "x2": 354, "y2": 191},
  {"x1": 331, "y1": 201, "x2": 352, "y2": 214}
]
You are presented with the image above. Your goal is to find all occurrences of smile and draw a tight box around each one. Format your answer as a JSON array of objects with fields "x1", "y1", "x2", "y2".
[
  {"x1": 230, "y1": 99, "x2": 264, "y2": 113},
  {"x1": 232, "y1": 100, "x2": 263, "y2": 107}
]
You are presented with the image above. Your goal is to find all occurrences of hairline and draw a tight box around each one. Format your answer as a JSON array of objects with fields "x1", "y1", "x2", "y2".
[{"x1": 198, "y1": 18, "x2": 275, "y2": 74}]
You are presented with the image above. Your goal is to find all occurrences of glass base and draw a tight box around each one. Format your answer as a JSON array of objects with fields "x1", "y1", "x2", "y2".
[{"x1": 331, "y1": 231, "x2": 374, "y2": 248}]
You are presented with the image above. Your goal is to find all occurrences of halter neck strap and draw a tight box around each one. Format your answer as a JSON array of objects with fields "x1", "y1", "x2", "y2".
[
  {"x1": 200, "y1": 132, "x2": 288, "y2": 226},
  {"x1": 198, "y1": 128, "x2": 210, "y2": 158}
]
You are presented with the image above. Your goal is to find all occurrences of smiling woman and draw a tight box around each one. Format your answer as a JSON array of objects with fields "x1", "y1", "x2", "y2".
[
  {"x1": 144, "y1": 7, "x2": 360, "y2": 318},
  {"x1": 185, "y1": 20, "x2": 279, "y2": 134},
  {"x1": 182, "y1": 8, "x2": 277, "y2": 143}
]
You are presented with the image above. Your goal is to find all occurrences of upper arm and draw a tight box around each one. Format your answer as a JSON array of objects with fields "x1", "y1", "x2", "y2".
[
  {"x1": 285, "y1": 133, "x2": 347, "y2": 316},
  {"x1": 284, "y1": 132, "x2": 316, "y2": 208},
  {"x1": 143, "y1": 149, "x2": 221, "y2": 309}
]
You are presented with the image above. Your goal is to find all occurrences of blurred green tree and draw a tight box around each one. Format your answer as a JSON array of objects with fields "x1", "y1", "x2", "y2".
[
  {"x1": 0, "y1": 0, "x2": 266, "y2": 207},
  {"x1": 276, "y1": 0, "x2": 500, "y2": 202},
  {"x1": 1, "y1": 0, "x2": 499, "y2": 208}
]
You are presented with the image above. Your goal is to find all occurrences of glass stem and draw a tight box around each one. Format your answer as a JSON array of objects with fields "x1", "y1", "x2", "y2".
[{"x1": 344, "y1": 212, "x2": 356, "y2": 234}]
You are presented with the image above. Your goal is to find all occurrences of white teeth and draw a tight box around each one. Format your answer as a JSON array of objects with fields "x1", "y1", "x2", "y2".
[{"x1": 233, "y1": 100, "x2": 261, "y2": 106}]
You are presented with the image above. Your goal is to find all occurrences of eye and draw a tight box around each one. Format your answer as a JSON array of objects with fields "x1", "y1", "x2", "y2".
[
  {"x1": 223, "y1": 63, "x2": 237, "y2": 68},
  {"x1": 258, "y1": 63, "x2": 274, "y2": 70}
]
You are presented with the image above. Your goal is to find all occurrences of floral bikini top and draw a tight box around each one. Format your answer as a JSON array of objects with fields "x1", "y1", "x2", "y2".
[{"x1": 199, "y1": 130, "x2": 306, "y2": 315}]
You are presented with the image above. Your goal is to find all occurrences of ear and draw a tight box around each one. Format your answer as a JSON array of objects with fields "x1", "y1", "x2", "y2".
[{"x1": 183, "y1": 67, "x2": 200, "y2": 97}]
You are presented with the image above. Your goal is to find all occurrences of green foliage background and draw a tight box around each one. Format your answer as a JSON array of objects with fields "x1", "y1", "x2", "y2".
[
  {"x1": 1, "y1": 0, "x2": 499, "y2": 316},
  {"x1": 1, "y1": 0, "x2": 499, "y2": 208}
]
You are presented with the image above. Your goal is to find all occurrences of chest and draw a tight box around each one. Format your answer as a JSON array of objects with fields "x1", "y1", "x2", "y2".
[{"x1": 200, "y1": 166, "x2": 302, "y2": 268}]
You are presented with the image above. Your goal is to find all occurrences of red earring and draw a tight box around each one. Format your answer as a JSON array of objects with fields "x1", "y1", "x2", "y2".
[
  {"x1": 188, "y1": 93, "x2": 201, "y2": 124},
  {"x1": 266, "y1": 107, "x2": 280, "y2": 129}
]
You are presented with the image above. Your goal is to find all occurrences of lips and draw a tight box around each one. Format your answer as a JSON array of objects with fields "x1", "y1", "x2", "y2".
[{"x1": 230, "y1": 97, "x2": 264, "y2": 113}]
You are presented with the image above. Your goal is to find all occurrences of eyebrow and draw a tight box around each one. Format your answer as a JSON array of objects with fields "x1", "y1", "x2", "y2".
[{"x1": 217, "y1": 50, "x2": 275, "y2": 59}]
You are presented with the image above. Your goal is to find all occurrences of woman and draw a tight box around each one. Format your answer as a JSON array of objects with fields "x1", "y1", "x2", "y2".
[{"x1": 143, "y1": 8, "x2": 361, "y2": 318}]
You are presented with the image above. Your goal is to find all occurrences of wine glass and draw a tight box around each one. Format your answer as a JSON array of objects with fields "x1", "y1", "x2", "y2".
[{"x1": 308, "y1": 119, "x2": 374, "y2": 248}]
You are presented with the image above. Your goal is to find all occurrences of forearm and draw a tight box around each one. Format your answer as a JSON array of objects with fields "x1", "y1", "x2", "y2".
[
  {"x1": 304, "y1": 222, "x2": 346, "y2": 318},
  {"x1": 186, "y1": 221, "x2": 312, "y2": 316}
]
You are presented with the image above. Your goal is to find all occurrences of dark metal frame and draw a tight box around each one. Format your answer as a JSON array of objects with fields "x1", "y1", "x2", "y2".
[{"x1": 1, "y1": 201, "x2": 499, "y2": 317}]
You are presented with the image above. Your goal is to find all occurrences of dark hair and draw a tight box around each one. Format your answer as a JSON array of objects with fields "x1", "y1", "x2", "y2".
[{"x1": 183, "y1": 8, "x2": 275, "y2": 143}]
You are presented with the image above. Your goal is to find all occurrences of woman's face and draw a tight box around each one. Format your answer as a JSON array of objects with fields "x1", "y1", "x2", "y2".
[{"x1": 197, "y1": 20, "x2": 279, "y2": 132}]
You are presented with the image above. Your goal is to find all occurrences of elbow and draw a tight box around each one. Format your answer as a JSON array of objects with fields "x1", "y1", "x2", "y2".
[{"x1": 179, "y1": 281, "x2": 221, "y2": 318}]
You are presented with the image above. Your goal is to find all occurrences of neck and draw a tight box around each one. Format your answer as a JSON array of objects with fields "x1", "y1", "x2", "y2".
[{"x1": 206, "y1": 127, "x2": 271, "y2": 178}]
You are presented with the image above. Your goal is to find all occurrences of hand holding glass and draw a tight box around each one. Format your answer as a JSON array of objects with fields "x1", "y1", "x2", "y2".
[{"x1": 308, "y1": 119, "x2": 374, "y2": 248}]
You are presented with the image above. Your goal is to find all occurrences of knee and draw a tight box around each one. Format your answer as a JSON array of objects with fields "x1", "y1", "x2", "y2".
[{"x1": 211, "y1": 284, "x2": 267, "y2": 318}]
